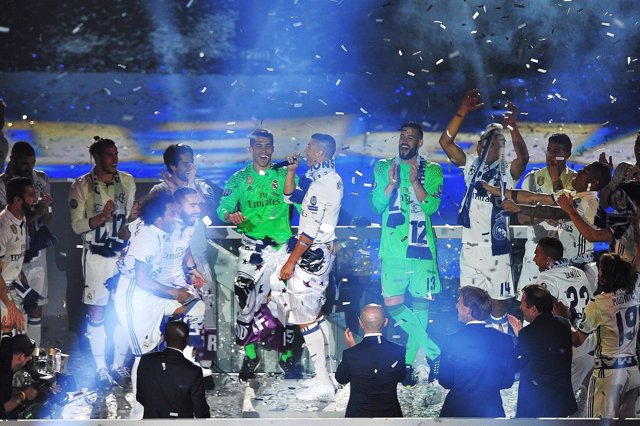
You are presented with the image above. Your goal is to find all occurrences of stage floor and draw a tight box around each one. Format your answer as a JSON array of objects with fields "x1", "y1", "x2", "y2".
[{"x1": 38, "y1": 315, "x2": 527, "y2": 419}]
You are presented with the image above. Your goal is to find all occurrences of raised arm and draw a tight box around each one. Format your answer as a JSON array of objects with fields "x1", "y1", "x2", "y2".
[
  {"x1": 438, "y1": 89, "x2": 484, "y2": 167},
  {"x1": 556, "y1": 193, "x2": 613, "y2": 242},
  {"x1": 503, "y1": 102, "x2": 529, "y2": 180}
]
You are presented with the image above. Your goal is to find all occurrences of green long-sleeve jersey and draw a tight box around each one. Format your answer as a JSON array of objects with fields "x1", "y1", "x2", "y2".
[
  {"x1": 217, "y1": 164, "x2": 298, "y2": 244},
  {"x1": 371, "y1": 158, "x2": 443, "y2": 259}
]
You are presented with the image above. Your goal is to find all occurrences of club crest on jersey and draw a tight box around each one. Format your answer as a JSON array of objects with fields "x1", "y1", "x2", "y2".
[
  {"x1": 272, "y1": 180, "x2": 279, "y2": 190},
  {"x1": 310, "y1": 196, "x2": 317, "y2": 206},
  {"x1": 10, "y1": 224, "x2": 17, "y2": 234},
  {"x1": 223, "y1": 189, "x2": 232, "y2": 196},
  {"x1": 247, "y1": 175, "x2": 254, "y2": 185},
  {"x1": 145, "y1": 255, "x2": 154, "y2": 264},
  {"x1": 537, "y1": 175, "x2": 545, "y2": 187},
  {"x1": 69, "y1": 199, "x2": 78, "y2": 209},
  {"x1": 491, "y1": 211, "x2": 508, "y2": 242}
]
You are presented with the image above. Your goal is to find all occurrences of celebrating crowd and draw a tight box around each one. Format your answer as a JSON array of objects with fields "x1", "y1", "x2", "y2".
[{"x1": 1, "y1": 89, "x2": 640, "y2": 419}]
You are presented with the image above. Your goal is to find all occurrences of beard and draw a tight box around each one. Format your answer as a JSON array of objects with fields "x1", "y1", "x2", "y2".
[
  {"x1": 22, "y1": 202, "x2": 37, "y2": 218},
  {"x1": 399, "y1": 145, "x2": 419, "y2": 160}
]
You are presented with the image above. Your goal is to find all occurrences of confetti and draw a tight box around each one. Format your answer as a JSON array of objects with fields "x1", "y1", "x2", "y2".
[
  {"x1": 335, "y1": 111, "x2": 344, "y2": 115},
  {"x1": 340, "y1": 44, "x2": 348, "y2": 52},
  {"x1": 359, "y1": 107, "x2": 368, "y2": 114},
  {"x1": 117, "y1": 63, "x2": 126, "y2": 69},
  {"x1": 72, "y1": 23, "x2": 83, "y2": 34},
  {"x1": 391, "y1": 361, "x2": 398, "y2": 368},
  {"x1": 606, "y1": 32, "x2": 614, "y2": 37},
  {"x1": 335, "y1": 79, "x2": 341, "y2": 86},
  {"x1": 132, "y1": 86, "x2": 142, "y2": 92},
  {"x1": 398, "y1": 49, "x2": 403, "y2": 56},
  {"x1": 518, "y1": 23, "x2": 527, "y2": 29},
  {"x1": 472, "y1": 11, "x2": 479, "y2": 19},
  {"x1": 407, "y1": 71, "x2": 415, "y2": 77},
  {"x1": 293, "y1": 103, "x2": 302, "y2": 108},
  {"x1": 0, "y1": 26, "x2": 9, "y2": 33},
  {"x1": 318, "y1": 98, "x2": 327, "y2": 105},
  {"x1": 435, "y1": 58, "x2": 444, "y2": 65},
  {"x1": 103, "y1": 88, "x2": 111, "y2": 95},
  {"x1": 355, "y1": 170, "x2": 363, "y2": 177},
  {"x1": 200, "y1": 86, "x2": 207, "y2": 93},
  {"x1": 186, "y1": 0, "x2": 194, "y2": 7},
  {"x1": 226, "y1": 121, "x2": 236, "y2": 125},
  {"x1": 231, "y1": 80, "x2": 237, "y2": 86},
  {"x1": 537, "y1": 68, "x2": 547, "y2": 73},
  {"x1": 292, "y1": 22, "x2": 302, "y2": 27}
]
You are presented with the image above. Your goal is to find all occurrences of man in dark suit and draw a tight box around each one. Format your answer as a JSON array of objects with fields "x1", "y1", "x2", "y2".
[
  {"x1": 136, "y1": 320, "x2": 210, "y2": 418},
  {"x1": 335, "y1": 304, "x2": 406, "y2": 417},
  {"x1": 439, "y1": 286, "x2": 516, "y2": 418},
  {"x1": 509, "y1": 284, "x2": 577, "y2": 417}
]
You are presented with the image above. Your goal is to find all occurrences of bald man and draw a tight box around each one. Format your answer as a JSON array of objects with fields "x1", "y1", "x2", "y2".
[
  {"x1": 335, "y1": 304, "x2": 406, "y2": 417},
  {"x1": 136, "y1": 321, "x2": 210, "y2": 419}
]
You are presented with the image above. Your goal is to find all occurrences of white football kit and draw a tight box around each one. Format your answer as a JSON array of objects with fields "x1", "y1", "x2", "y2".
[
  {"x1": 0, "y1": 169, "x2": 52, "y2": 305},
  {"x1": 69, "y1": 170, "x2": 136, "y2": 306},
  {"x1": 271, "y1": 161, "x2": 343, "y2": 324},
  {"x1": 115, "y1": 222, "x2": 205, "y2": 356},
  {"x1": 460, "y1": 154, "x2": 515, "y2": 300},
  {"x1": 578, "y1": 282, "x2": 640, "y2": 418}
]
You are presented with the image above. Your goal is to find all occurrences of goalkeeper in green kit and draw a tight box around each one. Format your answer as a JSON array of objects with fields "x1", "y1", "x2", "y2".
[
  {"x1": 371, "y1": 122, "x2": 443, "y2": 386},
  {"x1": 217, "y1": 128, "x2": 301, "y2": 381}
]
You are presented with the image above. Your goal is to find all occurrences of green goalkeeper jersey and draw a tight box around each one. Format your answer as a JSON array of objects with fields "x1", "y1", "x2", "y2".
[
  {"x1": 371, "y1": 157, "x2": 443, "y2": 260},
  {"x1": 217, "y1": 163, "x2": 298, "y2": 243}
]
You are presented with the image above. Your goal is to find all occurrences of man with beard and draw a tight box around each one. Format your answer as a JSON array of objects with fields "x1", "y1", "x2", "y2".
[
  {"x1": 150, "y1": 144, "x2": 216, "y2": 321},
  {"x1": 113, "y1": 192, "x2": 198, "y2": 419},
  {"x1": 439, "y1": 89, "x2": 529, "y2": 334},
  {"x1": 0, "y1": 177, "x2": 38, "y2": 334},
  {"x1": 371, "y1": 122, "x2": 443, "y2": 385},
  {"x1": 217, "y1": 129, "x2": 301, "y2": 381},
  {"x1": 69, "y1": 137, "x2": 137, "y2": 390},
  {"x1": 0, "y1": 142, "x2": 54, "y2": 347}
]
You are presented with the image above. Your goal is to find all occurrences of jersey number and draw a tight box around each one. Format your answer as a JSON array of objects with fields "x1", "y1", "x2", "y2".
[
  {"x1": 410, "y1": 220, "x2": 427, "y2": 245},
  {"x1": 95, "y1": 213, "x2": 127, "y2": 243},
  {"x1": 616, "y1": 306, "x2": 638, "y2": 347},
  {"x1": 566, "y1": 285, "x2": 590, "y2": 321}
]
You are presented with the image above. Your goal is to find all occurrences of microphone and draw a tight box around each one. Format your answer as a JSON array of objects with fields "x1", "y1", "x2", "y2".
[{"x1": 272, "y1": 157, "x2": 303, "y2": 169}]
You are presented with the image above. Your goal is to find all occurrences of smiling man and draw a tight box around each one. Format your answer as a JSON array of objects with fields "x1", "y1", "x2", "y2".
[
  {"x1": 217, "y1": 129, "x2": 302, "y2": 381},
  {"x1": 371, "y1": 122, "x2": 443, "y2": 385}
]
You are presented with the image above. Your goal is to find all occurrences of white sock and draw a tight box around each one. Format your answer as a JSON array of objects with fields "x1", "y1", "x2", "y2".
[
  {"x1": 27, "y1": 317, "x2": 42, "y2": 348},
  {"x1": 317, "y1": 316, "x2": 333, "y2": 373},
  {"x1": 111, "y1": 322, "x2": 130, "y2": 370},
  {"x1": 130, "y1": 356, "x2": 144, "y2": 419},
  {"x1": 87, "y1": 319, "x2": 107, "y2": 371},
  {"x1": 301, "y1": 321, "x2": 330, "y2": 385}
]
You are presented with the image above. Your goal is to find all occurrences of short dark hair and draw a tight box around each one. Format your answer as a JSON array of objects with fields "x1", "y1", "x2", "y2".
[
  {"x1": 10, "y1": 141, "x2": 36, "y2": 158},
  {"x1": 548, "y1": 133, "x2": 572, "y2": 153},
  {"x1": 249, "y1": 128, "x2": 274, "y2": 146},
  {"x1": 163, "y1": 144, "x2": 194, "y2": 171},
  {"x1": 599, "y1": 253, "x2": 637, "y2": 294},
  {"x1": 400, "y1": 122, "x2": 424, "y2": 141},
  {"x1": 459, "y1": 286, "x2": 492, "y2": 321},
  {"x1": 164, "y1": 320, "x2": 189, "y2": 349},
  {"x1": 585, "y1": 161, "x2": 612, "y2": 191},
  {"x1": 8, "y1": 334, "x2": 36, "y2": 356},
  {"x1": 140, "y1": 192, "x2": 174, "y2": 224},
  {"x1": 6, "y1": 177, "x2": 33, "y2": 204},
  {"x1": 174, "y1": 187, "x2": 198, "y2": 204},
  {"x1": 537, "y1": 237, "x2": 564, "y2": 261},
  {"x1": 89, "y1": 136, "x2": 116, "y2": 158},
  {"x1": 311, "y1": 133, "x2": 336, "y2": 159},
  {"x1": 522, "y1": 284, "x2": 553, "y2": 314}
]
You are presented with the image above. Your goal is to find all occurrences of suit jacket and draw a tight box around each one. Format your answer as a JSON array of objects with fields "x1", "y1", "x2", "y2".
[
  {"x1": 439, "y1": 323, "x2": 516, "y2": 418},
  {"x1": 515, "y1": 313, "x2": 577, "y2": 418},
  {"x1": 335, "y1": 335, "x2": 406, "y2": 417},
  {"x1": 137, "y1": 347, "x2": 210, "y2": 419}
]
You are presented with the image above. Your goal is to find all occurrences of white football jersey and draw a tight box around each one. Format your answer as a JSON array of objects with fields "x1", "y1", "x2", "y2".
[
  {"x1": 461, "y1": 154, "x2": 515, "y2": 245},
  {"x1": 156, "y1": 222, "x2": 194, "y2": 288},
  {"x1": 286, "y1": 164, "x2": 343, "y2": 244},
  {"x1": 0, "y1": 209, "x2": 26, "y2": 283},
  {"x1": 554, "y1": 190, "x2": 599, "y2": 263},
  {"x1": 118, "y1": 224, "x2": 166, "y2": 281},
  {"x1": 537, "y1": 260, "x2": 596, "y2": 357},
  {"x1": 578, "y1": 281, "x2": 640, "y2": 359}
]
